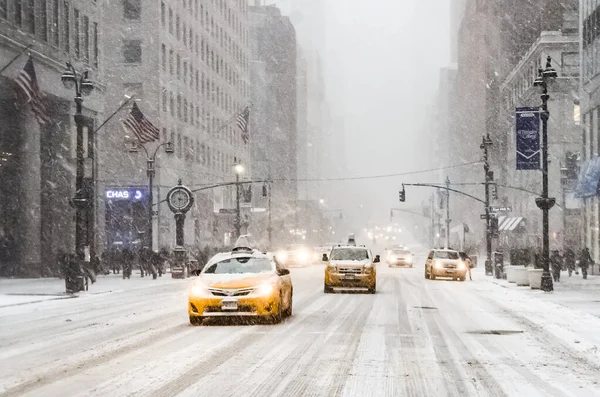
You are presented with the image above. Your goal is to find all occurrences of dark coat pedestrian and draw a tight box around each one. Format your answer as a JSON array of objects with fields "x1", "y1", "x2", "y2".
[
  {"x1": 579, "y1": 248, "x2": 593, "y2": 279},
  {"x1": 564, "y1": 248, "x2": 576, "y2": 276},
  {"x1": 550, "y1": 251, "x2": 562, "y2": 282}
]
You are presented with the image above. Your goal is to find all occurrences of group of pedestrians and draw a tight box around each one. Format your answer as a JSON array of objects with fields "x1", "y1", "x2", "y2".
[
  {"x1": 549, "y1": 247, "x2": 594, "y2": 282},
  {"x1": 101, "y1": 248, "x2": 169, "y2": 280}
]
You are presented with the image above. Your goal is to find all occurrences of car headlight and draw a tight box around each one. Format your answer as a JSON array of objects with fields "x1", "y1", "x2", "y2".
[
  {"x1": 457, "y1": 262, "x2": 466, "y2": 270},
  {"x1": 255, "y1": 283, "x2": 275, "y2": 296},
  {"x1": 406, "y1": 255, "x2": 413, "y2": 263},
  {"x1": 434, "y1": 261, "x2": 443, "y2": 269},
  {"x1": 276, "y1": 251, "x2": 288, "y2": 262},
  {"x1": 327, "y1": 262, "x2": 336, "y2": 269},
  {"x1": 297, "y1": 250, "x2": 309, "y2": 263},
  {"x1": 190, "y1": 284, "x2": 209, "y2": 297}
]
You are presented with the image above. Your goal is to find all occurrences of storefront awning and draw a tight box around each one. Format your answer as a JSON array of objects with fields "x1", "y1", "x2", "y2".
[
  {"x1": 575, "y1": 156, "x2": 600, "y2": 198},
  {"x1": 498, "y1": 216, "x2": 524, "y2": 231}
]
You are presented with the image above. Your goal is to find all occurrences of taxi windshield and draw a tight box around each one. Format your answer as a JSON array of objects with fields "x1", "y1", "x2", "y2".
[
  {"x1": 330, "y1": 248, "x2": 369, "y2": 261},
  {"x1": 392, "y1": 250, "x2": 410, "y2": 255},
  {"x1": 203, "y1": 257, "x2": 273, "y2": 274},
  {"x1": 434, "y1": 251, "x2": 459, "y2": 260}
]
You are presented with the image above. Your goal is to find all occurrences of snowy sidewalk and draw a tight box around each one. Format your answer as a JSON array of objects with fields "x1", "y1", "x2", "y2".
[
  {"x1": 0, "y1": 271, "x2": 188, "y2": 308},
  {"x1": 481, "y1": 267, "x2": 600, "y2": 318}
]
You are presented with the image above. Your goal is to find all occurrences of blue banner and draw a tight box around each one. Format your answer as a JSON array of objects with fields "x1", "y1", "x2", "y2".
[{"x1": 516, "y1": 107, "x2": 540, "y2": 170}]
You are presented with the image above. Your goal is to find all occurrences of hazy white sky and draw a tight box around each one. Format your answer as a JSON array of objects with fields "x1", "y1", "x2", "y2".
[{"x1": 275, "y1": 0, "x2": 452, "y2": 232}]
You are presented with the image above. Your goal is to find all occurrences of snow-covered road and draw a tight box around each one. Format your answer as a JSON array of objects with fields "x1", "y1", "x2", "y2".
[{"x1": 1, "y1": 258, "x2": 600, "y2": 397}]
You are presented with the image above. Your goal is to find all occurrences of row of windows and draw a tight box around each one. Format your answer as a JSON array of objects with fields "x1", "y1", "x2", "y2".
[
  {"x1": 160, "y1": 44, "x2": 246, "y2": 113},
  {"x1": 505, "y1": 51, "x2": 579, "y2": 110},
  {"x1": 164, "y1": 127, "x2": 237, "y2": 172},
  {"x1": 582, "y1": 108, "x2": 600, "y2": 162},
  {"x1": 160, "y1": 0, "x2": 247, "y2": 43},
  {"x1": 0, "y1": 0, "x2": 99, "y2": 68},
  {"x1": 161, "y1": 3, "x2": 249, "y2": 74},
  {"x1": 159, "y1": 87, "x2": 241, "y2": 147}
]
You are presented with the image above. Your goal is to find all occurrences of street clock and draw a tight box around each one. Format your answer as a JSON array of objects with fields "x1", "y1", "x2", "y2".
[{"x1": 167, "y1": 180, "x2": 194, "y2": 213}]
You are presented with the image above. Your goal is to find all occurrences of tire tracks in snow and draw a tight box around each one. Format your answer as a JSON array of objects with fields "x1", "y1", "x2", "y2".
[{"x1": 146, "y1": 286, "x2": 323, "y2": 397}]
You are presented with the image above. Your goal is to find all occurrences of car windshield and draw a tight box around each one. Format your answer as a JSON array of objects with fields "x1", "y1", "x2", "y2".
[
  {"x1": 434, "y1": 251, "x2": 459, "y2": 260},
  {"x1": 330, "y1": 248, "x2": 369, "y2": 261},
  {"x1": 392, "y1": 250, "x2": 410, "y2": 255},
  {"x1": 203, "y1": 257, "x2": 273, "y2": 274}
]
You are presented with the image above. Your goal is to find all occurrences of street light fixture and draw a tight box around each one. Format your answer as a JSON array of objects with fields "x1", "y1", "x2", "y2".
[
  {"x1": 533, "y1": 55, "x2": 558, "y2": 292},
  {"x1": 233, "y1": 158, "x2": 244, "y2": 239},
  {"x1": 61, "y1": 61, "x2": 94, "y2": 268},
  {"x1": 127, "y1": 140, "x2": 174, "y2": 250}
]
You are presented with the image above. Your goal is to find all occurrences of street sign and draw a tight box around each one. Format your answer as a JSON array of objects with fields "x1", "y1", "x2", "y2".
[
  {"x1": 489, "y1": 206, "x2": 512, "y2": 213},
  {"x1": 480, "y1": 214, "x2": 487, "y2": 219},
  {"x1": 219, "y1": 208, "x2": 237, "y2": 214}
]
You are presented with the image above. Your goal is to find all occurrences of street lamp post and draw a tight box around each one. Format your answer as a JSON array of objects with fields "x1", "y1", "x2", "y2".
[
  {"x1": 127, "y1": 140, "x2": 174, "y2": 251},
  {"x1": 61, "y1": 62, "x2": 94, "y2": 264},
  {"x1": 445, "y1": 176, "x2": 451, "y2": 249},
  {"x1": 481, "y1": 135, "x2": 494, "y2": 276},
  {"x1": 533, "y1": 56, "x2": 558, "y2": 293},
  {"x1": 233, "y1": 160, "x2": 245, "y2": 239}
]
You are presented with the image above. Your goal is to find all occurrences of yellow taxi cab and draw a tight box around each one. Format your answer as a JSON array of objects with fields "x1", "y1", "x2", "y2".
[
  {"x1": 188, "y1": 247, "x2": 293, "y2": 325},
  {"x1": 323, "y1": 245, "x2": 379, "y2": 294},
  {"x1": 424, "y1": 249, "x2": 468, "y2": 281}
]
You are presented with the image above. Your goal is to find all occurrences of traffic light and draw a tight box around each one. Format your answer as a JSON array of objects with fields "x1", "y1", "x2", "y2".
[{"x1": 399, "y1": 185, "x2": 406, "y2": 202}]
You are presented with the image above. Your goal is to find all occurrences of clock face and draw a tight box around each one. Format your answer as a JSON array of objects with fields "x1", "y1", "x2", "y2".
[{"x1": 170, "y1": 189, "x2": 190, "y2": 210}]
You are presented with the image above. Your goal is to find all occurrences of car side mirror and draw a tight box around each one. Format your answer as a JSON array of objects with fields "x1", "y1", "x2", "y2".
[
  {"x1": 374, "y1": 255, "x2": 380, "y2": 263},
  {"x1": 278, "y1": 268, "x2": 290, "y2": 276},
  {"x1": 322, "y1": 253, "x2": 328, "y2": 262}
]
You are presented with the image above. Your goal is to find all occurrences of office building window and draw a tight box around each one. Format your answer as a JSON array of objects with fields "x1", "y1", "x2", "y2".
[
  {"x1": 0, "y1": 0, "x2": 6, "y2": 19},
  {"x1": 14, "y1": 0, "x2": 22, "y2": 27},
  {"x1": 177, "y1": 94, "x2": 181, "y2": 119},
  {"x1": 169, "y1": 92, "x2": 174, "y2": 116},
  {"x1": 123, "y1": 83, "x2": 143, "y2": 98},
  {"x1": 169, "y1": 49, "x2": 173, "y2": 74},
  {"x1": 123, "y1": 0, "x2": 141, "y2": 20},
  {"x1": 161, "y1": 89, "x2": 167, "y2": 112},
  {"x1": 176, "y1": 54, "x2": 180, "y2": 78},
  {"x1": 39, "y1": 0, "x2": 48, "y2": 41},
  {"x1": 51, "y1": 0, "x2": 59, "y2": 46},
  {"x1": 92, "y1": 22, "x2": 98, "y2": 67},
  {"x1": 168, "y1": 7, "x2": 172, "y2": 34},
  {"x1": 161, "y1": 1, "x2": 165, "y2": 26},
  {"x1": 82, "y1": 15, "x2": 89, "y2": 61},
  {"x1": 176, "y1": 15, "x2": 180, "y2": 40},
  {"x1": 122, "y1": 40, "x2": 142, "y2": 63},
  {"x1": 63, "y1": 1, "x2": 69, "y2": 52},
  {"x1": 24, "y1": 0, "x2": 34, "y2": 33},
  {"x1": 73, "y1": 8, "x2": 79, "y2": 58}
]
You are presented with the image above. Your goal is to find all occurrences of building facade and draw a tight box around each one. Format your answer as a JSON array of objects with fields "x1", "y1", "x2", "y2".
[
  {"x1": 500, "y1": 31, "x2": 580, "y2": 253},
  {"x1": 0, "y1": 0, "x2": 104, "y2": 276},
  {"x1": 248, "y1": 4, "x2": 298, "y2": 247},
  {"x1": 99, "y1": 0, "x2": 250, "y2": 253},
  {"x1": 579, "y1": 0, "x2": 600, "y2": 261}
]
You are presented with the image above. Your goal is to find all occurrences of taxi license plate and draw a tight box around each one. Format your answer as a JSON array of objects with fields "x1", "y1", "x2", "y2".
[
  {"x1": 344, "y1": 274, "x2": 356, "y2": 280},
  {"x1": 222, "y1": 298, "x2": 238, "y2": 311}
]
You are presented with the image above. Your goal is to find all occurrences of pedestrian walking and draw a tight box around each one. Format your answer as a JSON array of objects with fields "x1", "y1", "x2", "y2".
[
  {"x1": 579, "y1": 247, "x2": 593, "y2": 280},
  {"x1": 122, "y1": 248, "x2": 133, "y2": 279},
  {"x1": 564, "y1": 248, "x2": 576, "y2": 277},
  {"x1": 459, "y1": 252, "x2": 473, "y2": 281},
  {"x1": 550, "y1": 250, "x2": 562, "y2": 282}
]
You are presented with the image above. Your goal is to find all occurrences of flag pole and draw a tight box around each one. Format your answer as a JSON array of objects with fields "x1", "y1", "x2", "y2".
[
  {"x1": 94, "y1": 95, "x2": 135, "y2": 135},
  {"x1": 0, "y1": 44, "x2": 33, "y2": 76}
]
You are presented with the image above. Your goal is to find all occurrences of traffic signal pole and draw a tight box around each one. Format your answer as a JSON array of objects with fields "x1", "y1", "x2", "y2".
[{"x1": 481, "y1": 135, "x2": 493, "y2": 276}]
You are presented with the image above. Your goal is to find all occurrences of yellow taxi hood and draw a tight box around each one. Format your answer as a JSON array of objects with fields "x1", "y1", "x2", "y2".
[
  {"x1": 330, "y1": 259, "x2": 372, "y2": 266},
  {"x1": 198, "y1": 273, "x2": 276, "y2": 289}
]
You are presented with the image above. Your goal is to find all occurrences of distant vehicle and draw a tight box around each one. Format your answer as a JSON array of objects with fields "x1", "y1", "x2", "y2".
[
  {"x1": 387, "y1": 248, "x2": 413, "y2": 268},
  {"x1": 347, "y1": 234, "x2": 356, "y2": 246},
  {"x1": 188, "y1": 247, "x2": 293, "y2": 325},
  {"x1": 322, "y1": 245, "x2": 379, "y2": 294},
  {"x1": 424, "y1": 249, "x2": 467, "y2": 281},
  {"x1": 275, "y1": 244, "x2": 313, "y2": 267}
]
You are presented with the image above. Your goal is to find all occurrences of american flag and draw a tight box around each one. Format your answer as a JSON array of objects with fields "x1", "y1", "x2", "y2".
[
  {"x1": 122, "y1": 102, "x2": 160, "y2": 144},
  {"x1": 236, "y1": 106, "x2": 250, "y2": 144},
  {"x1": 15, "y1": 56, "x2": 50, "y2": 124}
]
